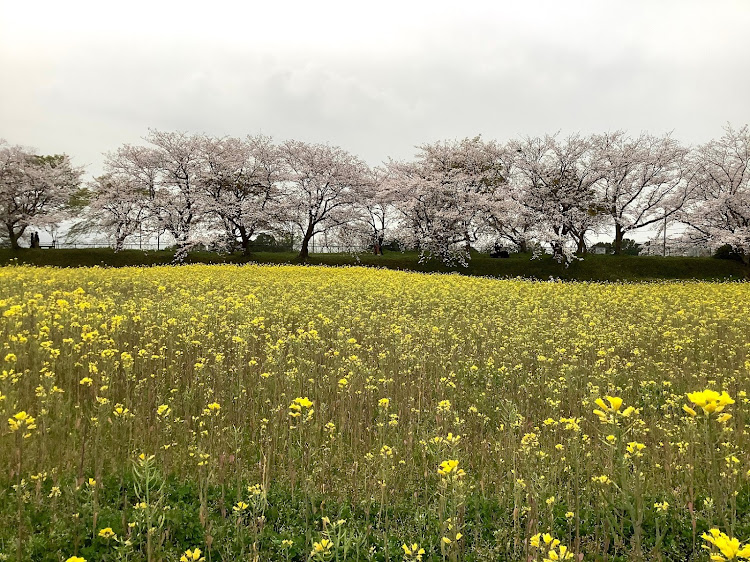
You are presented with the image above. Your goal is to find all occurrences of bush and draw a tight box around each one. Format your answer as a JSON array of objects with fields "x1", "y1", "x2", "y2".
[{"x1": 713, "y1": 244, "x2": 745, "y2": 261}]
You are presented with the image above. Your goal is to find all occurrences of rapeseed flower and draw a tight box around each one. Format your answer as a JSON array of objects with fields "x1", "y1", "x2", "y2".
[
  {"x1": 402, "y1": 542, "x2": 425, "y2": 560},
  {"x1": 593, "y1": 396, "x2": 635, "y2": 424},
  {"x1": 98, "y1": 527, "x2": 116, "y2": 539},
  {"x1": 180, "y1": 548, "x2": 205, "y2": 562},
  {"x1": 8, "y1": 411, "x2": 36, "y2": 437},
  {"x1": 686, "y1": 390, "x2": 734, "y2": 416},
  {"x1": 702, "y1": 528, "x2": 750, "y2": 560}
]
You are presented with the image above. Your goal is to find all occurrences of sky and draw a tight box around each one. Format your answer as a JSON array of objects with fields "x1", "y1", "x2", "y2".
[{"x1": 2, "y1": 0, "x2": 749, "y2": 181}]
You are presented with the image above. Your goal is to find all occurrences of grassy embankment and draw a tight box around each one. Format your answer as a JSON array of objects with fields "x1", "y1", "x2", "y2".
[{"x1": 0, "y1": 248, "x2": 746, "y2": 281}]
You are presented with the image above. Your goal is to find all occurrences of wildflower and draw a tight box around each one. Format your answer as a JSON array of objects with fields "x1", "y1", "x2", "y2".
[
  {"x1": 402, "y1": 542, "x2": 425, "y2": 560},
  {"x1": 438, "y1": 459, "x2": 466, "y2": 479},
  {"x1": 65, "y1": 557, "x2": 86, "y2": 562},
  {"x1": 203, "y1": 402, "x2": 221, "y2": 416},
  {"x1": 113, "y1": 404, "x2": 130, "y2": 417},
  {"x1": 702, "y1": 528, "x2": 750, "y2": 561},
  {"x1": 686, "y1": 390, "x2": 735, "y2": 416},
  {"x1": 289, "y1": 397, "x2": 314, "y2": 420},
  {"x1": 311, "y1": 538, "x2": 333, "y2": 556},
  {"x1": 180, "y1": 548, "x2": 205, "y2": 562},
  {"x1": 233, "y1": 501, "x2": 249, "y2": 512},
  {"x1": 593, "y1": 396, "x2": 634, "y2": 424},
  {"x1": 531, "y1": 533, "x2": 560, "y2": 550},
  {"x1": 8, "y1": 411, "x2": 37, "y2": 436},
  {"x1": 718, "y1": 413, "x2": 733, "y2": 423},
  {"x1": 79, "y1": 377, "x2": 93, "y2": 386},
  {"x1": 654, "y1": 501, "x2": 669, "y2": 513},
  {"x1": 625, "y1": 441, "x2": 646, "y2": 458},
  {"x1": 546, "y1": 495, "x2": 556, "y2": 506},
  {"x1": 544, "y1": 544, "x2": 574, "y2": 561},
  {"x1": 98, "y1": 527, "x2": 116, "y2": 539},
  {"x1": 378, "y1": 397, "x2": 390, "y2": 409}
]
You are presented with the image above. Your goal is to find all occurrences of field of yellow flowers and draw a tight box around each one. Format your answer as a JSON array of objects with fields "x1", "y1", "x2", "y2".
[{"x1": 2, "y1": 264, "x2": 750, "y2": 561}]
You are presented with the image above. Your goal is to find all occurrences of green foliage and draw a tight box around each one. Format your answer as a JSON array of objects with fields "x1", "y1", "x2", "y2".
[{"x1": 713, "y1": 244, "x2": 746, "y2": 262}]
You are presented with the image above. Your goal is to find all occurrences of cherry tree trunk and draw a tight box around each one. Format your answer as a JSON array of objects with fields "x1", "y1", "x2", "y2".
[{"x1": 613, "y1": 223, "x2": 624, "y2": 255}]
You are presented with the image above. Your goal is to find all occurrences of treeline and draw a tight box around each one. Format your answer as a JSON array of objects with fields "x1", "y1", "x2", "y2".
[{"x1": 1, "y1": 125, "x2": 749, "y2": 264}]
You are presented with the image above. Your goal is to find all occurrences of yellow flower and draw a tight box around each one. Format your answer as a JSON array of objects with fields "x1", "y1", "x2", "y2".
[
  {"x1": 312, "y1": 538, "x2": 332, "y2": 554},
  {"x1": 544, "y1": 544, "x2": 574, "y2": 561},
  {"x1": 65, "y1": 557, "x2": 86, "y2": 562},
  {"x1": 378, "y1": 397, "x2": 390, "y2": 409},
  {"x1": 8, "y1": 411, "x2": 37, "y2": 435},
  {"x1": 294, "y1": 397, "x2": 313, "y2": 408},
  {"x1": 180, "y1": 548, "x2": 204, "y2": 562},
  {"x1": 203, "y1": 402, "x2": 221, "y2": 416},
  {"x1": 702, "y1": 528, "x2": 750, "y2": 561},
  {"x1": 402, "y1": 542, "x2": 425, "y2": 559},
  {"x1": 233, "y1": 501, "x2": 249, "y2": 512},
  {"x1": 686, "y1": 390, "x2": 735, "y2": 416},
  {"x1": 438, "y1": 459, "x2": 465, "y2": 479},
  {"x1": 98, "y1": 527, "x2": 116, "y2": 539},
  {"x1": 593, "y1": 396, "x2": 633, "y2": 424}
]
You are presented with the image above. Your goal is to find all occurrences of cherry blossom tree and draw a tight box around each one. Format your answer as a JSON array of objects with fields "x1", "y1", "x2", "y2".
[
  {"x1": 680, "y1": 124, "x2": 750, "y2": 264},
  {"x1": 351, "y1": 166, "x2": 399, "y2": 254},
  {"x1": 508, "y1": 134, "x2": 605, "y2": 261},
  {"x1": 0, "y1": 141, "x2": 83, "y2": 249},
  {"x1": 273, "y1": 140, "x2": 369, "y2": 261},
  {"x1": 199, "y1": 135, "x2": 281, "y2": 254},
  {"x1": 146, "y1": 130, "x2": 207, "y2": 258},
  {"x1": 593, "y1": 131, "x2": 689, "y2": 254},
  {"x1": 389, "y1": 136, "x2": 505, "y2": 265},
  {"x1": 86, "y1": 173, "x2": 152, "y2": 251},
  {"x1": 102, "y1": 131, "x2": 208, "y2": 259},
  {"x1": 94, "y1": 142, "x2": 162, "y2": 248},
  {"x1": 481, "y1": 144, "x2": 532, "y2": 252}
]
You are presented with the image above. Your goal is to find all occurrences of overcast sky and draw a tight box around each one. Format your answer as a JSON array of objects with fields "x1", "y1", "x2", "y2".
[{"x1": 2, "y1": 0, "x2": 749, "y2": 178}]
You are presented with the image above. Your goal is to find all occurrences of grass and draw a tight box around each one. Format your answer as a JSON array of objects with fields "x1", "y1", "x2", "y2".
[
  {"x1": 0, "y1": 247, "x2": 747, "y2": 281},
  {"x1": 2, "y1": 264, "x2": 750, "y2": 561}
]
